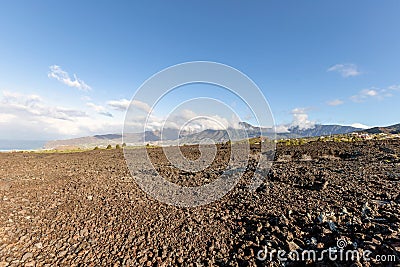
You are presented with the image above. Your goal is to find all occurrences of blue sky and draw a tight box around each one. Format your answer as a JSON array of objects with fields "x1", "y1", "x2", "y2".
[{"x1": 0, "y1": 1, "x2": 399, "y2": 140}]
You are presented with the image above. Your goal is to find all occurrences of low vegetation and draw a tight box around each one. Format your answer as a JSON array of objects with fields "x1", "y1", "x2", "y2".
[{"x1": 277, "y1": 132, "x2": 400, "y2": 146}]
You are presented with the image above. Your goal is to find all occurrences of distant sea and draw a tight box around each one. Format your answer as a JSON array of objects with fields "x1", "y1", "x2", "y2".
[{"x1": 0, "y1": 140, "x2": 47, "y2": 152}]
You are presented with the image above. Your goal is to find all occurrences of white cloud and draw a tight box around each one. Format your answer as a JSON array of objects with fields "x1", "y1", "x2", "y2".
[
  {"x1": 44, "y1": 117, "x2": 121, "y2": 137},
  {"x1": 275, "y1": 125, "x2": 290, "y2": 133},
  {"x1": 327, "y1": 99, "x2": 344, "y2": 106},
  {"x1": 123, "y1": 105, "x2": 243, "y2": 136},
  {"x1": 350, "y1": 87, "x2": 394, "y2": 102},
  {"x1": 273, "y1": 108, "x2": 316, "y2": 133},
  {"x1": 86, "y1": 102, "x2": 105, "y2": 112},
  {"x1": 107, "y1": 99, "x2": 151, "y2": 113},
  {"x1": 132, "y1": 100, "x2": 151, "y2": 113},
  {"x1": 48, "y1": 65, "x2": 92, "y2": 91},
  {"x1": 86, "y1": 102, "x2": 113, "y2": 117},
  {"x1": 0, "y1": 113, "x2": 16, "y2": 123},
  {"x1": 107, "y1": 99, "x2": 130, "y2": 111},
  {"x1": 1, "y1": 90, "x2": 87, "y2": 120},
  {"x1": 143, "y1": 109, "x2": 240, "y2": 133},
  {"x1": 327, "y1": 63, "x2": 361, "y2": 77},
  {"x1": 388, "y1": 84, "x2": 400, "y2": 91},
  {"x1": 290, "y1": 108, "x2": 315, "y2": 130},
  {"x1": 0, "y1": 91, "x2": 123, "y2": 140},
  {"x1": 364, "y1": 89, "x2": 378, "y2": 96},
  {"x1": 350, "y1": 123, "x2": 370, "y2": 129},
  {"x1": 98, "y1": 112, "x2": 113, "y2": 118},
  {"x1": 179, "y1": 109, "x2": 197, "y2": 120},
  {"x1": 81, "y1": 95, "x2": 92, "y2": 101}
]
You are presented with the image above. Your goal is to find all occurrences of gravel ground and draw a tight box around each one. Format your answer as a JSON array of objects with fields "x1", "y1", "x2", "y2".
[{"x1": 0, "y1": 139, "x2": 399, "y2": 266}]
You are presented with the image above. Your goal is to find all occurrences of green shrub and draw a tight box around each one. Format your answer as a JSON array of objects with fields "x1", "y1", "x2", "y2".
[{"x1": 106, "y1": 144, "x2": 112, "y2": 149}]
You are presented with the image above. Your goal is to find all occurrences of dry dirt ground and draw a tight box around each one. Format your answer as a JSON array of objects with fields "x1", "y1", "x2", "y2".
[{"x1": 0, "y1": 140, "x2": 399, "y2": 266}]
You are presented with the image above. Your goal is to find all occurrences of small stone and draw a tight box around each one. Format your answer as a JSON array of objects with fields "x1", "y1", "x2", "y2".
[
  {"x1": 321, "y1": 180, "x2": 328, "y2": 190},
  {"x1": 310, "y1": 237, "x2": 317, "y2": 245},
  {"x1": 279, "y1": 215, "x2": 289, "y2": 225},
  {"x1": 80, "y1": 228, "x2": 89, "y2": 237},
  {"x1": 34, "y1": 242, "x2": 43, "y2": 249},
  {"x1": 58, "y1": 250, "x2": 67, "y2": 258},
  {"x1": 287, "y1": 241, "x2": 300, "y2": 251},
  {"x1": 87, "y1": 195, "x2": 93, "y2": 201},
  {"x1": 286, "y1": 231, "x2": 294, "y2": 241},
  {"x1": 328, "y1": 221, "x2": 338, "y2": 232},
  {"x1": 317, "y1": 212, "x2": 326, "y2": 223},
  {"x1": 21, "y1": 252, "x2": 33, "y2": 262}
]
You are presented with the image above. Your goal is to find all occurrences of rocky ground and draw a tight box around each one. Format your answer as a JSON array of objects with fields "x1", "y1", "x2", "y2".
[{"x1": 0, "y1": 139, "x2": 399, "y2": 266}]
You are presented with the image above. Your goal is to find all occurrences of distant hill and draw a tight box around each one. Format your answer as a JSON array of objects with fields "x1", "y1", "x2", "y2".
[
  {"x1": 286, "y1": 125, "x2": 362, "y2": 138},
  {"x1": 180, "y1": 124, "x2": 361, "y2": 143},
  {"x1": 44, "y1": 135, "x2": 122, "y2": 149},
  {"x1": 44, "y1": 129, "x2": 191, "y2": 149},
  {"x1": 361, "y1": 123, "x2": 400, "y2": 134},
  {"x1": 44, "y1": 122, "x2": 362, "y2": 149}
]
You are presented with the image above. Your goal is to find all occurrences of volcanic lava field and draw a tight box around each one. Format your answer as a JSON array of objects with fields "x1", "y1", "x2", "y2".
[{"x1": 0, "y1": 139, "x2": 399, "y2": 266}]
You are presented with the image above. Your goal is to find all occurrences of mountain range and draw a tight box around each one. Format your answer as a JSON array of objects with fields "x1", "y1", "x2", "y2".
[
  {"x1": 43, "y1": 122, "x2": 365, "y2": 149},
  {"x1": 361, "y1": 123, "x2": 400, "y2": 134}
]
